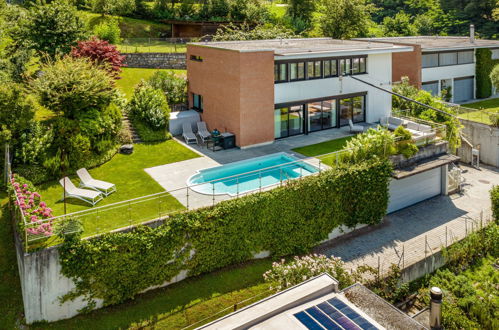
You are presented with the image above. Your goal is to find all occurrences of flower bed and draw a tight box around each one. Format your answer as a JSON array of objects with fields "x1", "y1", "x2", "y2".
[{"x1": 8, "y1": 174, "x2": 54, "y2": 237}]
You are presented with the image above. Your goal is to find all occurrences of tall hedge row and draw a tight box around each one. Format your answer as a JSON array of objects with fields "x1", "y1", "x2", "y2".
[
  {"x1": 59, "y1": 159, "x2": 392, "y2": 307},
  {"x1": 491, "y1": 185, "x2": 499, "y2": 222},
  {"x1": 476, "y1": 48, "x2": 499, "y2": 99}
]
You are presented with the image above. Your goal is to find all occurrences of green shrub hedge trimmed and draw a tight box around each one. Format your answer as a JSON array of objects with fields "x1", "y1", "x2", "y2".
[
  {"x1": 58, "y1": 159, "x2": 392, "y2": 307},
  {"x1": 491, "y1": 185, "x2": 499, "y2": 222},
  {"x1": 476, "y1": 48, "x2": 499, "y2": 99}
]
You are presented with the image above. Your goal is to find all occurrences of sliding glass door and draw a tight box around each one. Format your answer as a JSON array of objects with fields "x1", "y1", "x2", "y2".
[
  {"x1": 339, "y1": 96, "x2": 365, "y2": 126},
  {"x1": 274, "y1": 106, "x2": 304, "y2": 139},
  {"x1": 307, "y1": 99, "x2": 337, "y2": 132}
]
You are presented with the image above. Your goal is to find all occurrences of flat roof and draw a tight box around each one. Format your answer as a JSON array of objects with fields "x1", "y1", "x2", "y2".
[
  {"x1": 189, "y1": 38, "x2": 413, "y2": 56},
  {"x1": 198, "y1": 274, "x2": 427, "y2": 329},
  {"x1": 356, "y1": 36, "x2": 499, "y2": 51}
]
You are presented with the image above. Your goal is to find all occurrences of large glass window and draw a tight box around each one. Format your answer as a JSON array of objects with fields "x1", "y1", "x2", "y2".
[
  {"x1": 307, "y1": 100, "x2": 337, "y2": 132},
  {"x1": 289, "y1": 106, "x2": 304, "y2": 135},
  {"x1": 321, "y1": 100, "x2": 336, "y2": 129},
  {"x1": 340, "y1": 58, "x2": 351, "y2": 75},
  {"x1": 290, "y1": 62, "x2": 305, "y2": 81},
  {"x1": 307, "y1": 60, "x2": 322, "y2": 79},
  {"x1": 439, "y1": 52, "x2": 458, "y2": 66},
  {"x1": 422, "y1": 53, "x2": 438, "y2": 68},
  {"x1": 274, "y1": 106, "x2": 304, "y2": 138},
  {"x1": 458, "y1": 51, "x2": 474, "y2": 64},
  {"x1": 352, "y1": 96, "x2": 364, "y2": 122},
  {"x1": 339, "y1": 96, "x2": 365, "y2": 126},
  {"x1": 323, "y1": 59, "x2": 338, "y2": 77},
  {"x1": 359, "y1": 57, "x2": 366, "y2": 73},
  {"x1": 274, "y1": 108, "x2": 289, "y2": 138},
  {"x1": 274, "y1": 63, "x2": 288, "y2": 82}
]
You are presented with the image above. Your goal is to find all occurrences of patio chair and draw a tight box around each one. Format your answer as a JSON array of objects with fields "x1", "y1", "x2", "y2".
[
  {"x1": 197, "y1": 121, "x2": 211, "y2": 144},
  {"x1": 59, "y1": 177, "x2": 103, "y2": 206},
  {"x1": 182, "y1": 123, "x2": 197, "y2": 144},
  {"x1": 76, "y1": 168, "x2": 116, "y2": 196},
  {"x1": 348, "y1": 119, "x2": 365, "y2": 134}
]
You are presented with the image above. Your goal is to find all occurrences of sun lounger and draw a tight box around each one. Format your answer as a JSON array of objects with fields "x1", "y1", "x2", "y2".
[
  {"x1": 59, "y1": 177, "x2": 103, "y2": 206},
  {"x1": 77, "y1": 168, "x2": 116, "y2": 196}
]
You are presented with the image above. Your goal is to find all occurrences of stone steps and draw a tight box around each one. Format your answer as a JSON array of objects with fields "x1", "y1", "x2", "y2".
[{"x1": 122, "y1": 114, "x2": 141, "y2": 144}]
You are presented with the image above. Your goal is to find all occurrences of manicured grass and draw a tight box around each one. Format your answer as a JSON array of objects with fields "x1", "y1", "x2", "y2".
[
  {"x1": 458, "y1": 98, "x2": 499, "y2": 125},
  {"x1": 0, "y1": 194, "x2": 24, "y2": 328},
  {"x1": 37, "y1": 140, "x2": 199, "y2": 240},
  {"x1": 292, "y1": 136, "x2": 353, "y2": 166},
  {"x1": 31, "y1": 259, "x2": 274, "y2": 330},
  {"x1": 117, "y1": 67, "x2": 186, "y2": 99}
]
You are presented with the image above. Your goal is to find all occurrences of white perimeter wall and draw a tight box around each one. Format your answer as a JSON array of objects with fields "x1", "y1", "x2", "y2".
[{"x1": 274, "y1": 53, "x2": 393, "y2": 123}]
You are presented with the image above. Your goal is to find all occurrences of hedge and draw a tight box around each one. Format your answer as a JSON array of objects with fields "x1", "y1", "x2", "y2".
[
  {"x1": 491, "y1": 185, "x2": 499, "y2": 222},
  {"x1": 58, "y1": 159, "x2": 392, "y2": 307},
  {"x1": 476, "y1": 48, "x2": 499, "y2": 99}
]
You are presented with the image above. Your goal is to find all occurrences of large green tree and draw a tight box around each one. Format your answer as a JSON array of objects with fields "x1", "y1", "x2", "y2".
[
  {"x1": 91, "y1": 0, "x2": 136, "y2": 16},
  {"x1": 382, "y1": 11, "x2": 418, "y2": 36},
  {"x1": 17, "y1": 0, "x2": 86, "y2": 60},
  {"x1": 491, "y1": 64, "x2": 499, "y2": 91},
  {"x1": 317, "y1": 0, "x2": 376, "y2": 39},
  {"x1": 287, "y1": 0, "x2": 315, "y2": 29},
  {"x1": 0, "y1": 83, "x2": 36, "y2": 144}
]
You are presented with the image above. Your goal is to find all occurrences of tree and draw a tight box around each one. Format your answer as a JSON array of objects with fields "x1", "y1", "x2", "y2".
[
  {"x1": 212, "y1": 23, "x2": 296, "y2": 41},
  {"x1": 490, "y1": 64, "x2": 499, "y2": 91},
  {"x1": 382, "y1": 11, "x2": 418, "y2": 36},
  {"x1": 147, "y1": 70, "x2": 187, "y2": 105},
  {"x1": 287, "y1": 0, "x2": 315, "y2": 30},
  {"x1": 91, "y1": 0, "x2": 136, "y2": 16},
  {"x1": 0, "y1": 83, "x2": 36, "y2": 144},
  {"x1": 317, "y1": 0, "x2": 376, "y2": 39},
  {"x1": 71, "y1": 37, "x2": 126, "y2": 78},
  {"x1": 16, "y1": 0, "x2": 86, "y2": 60}
]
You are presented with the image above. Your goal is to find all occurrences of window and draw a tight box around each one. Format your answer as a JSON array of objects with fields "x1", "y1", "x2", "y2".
[
  {"x1": 458, "y1": 51, "x2": 474, "y2": 64},
  {"x1": 190, "y1": 55, "x2": 203, "y2": 62},
  {"x1": 492, "y1": 49, "x2": 499, "y2": 60},
  {"x1": 422, "y1": 53, "x2": 438, "y2": 68},
  {"x1": 307, "y1": 60, "x2": 322, "y2": 79},
  {"x1": 340, "y1": 58, "x2": 351, "y2": 75},
  {"x1": 193, "y1": 93, "x2": 203, "y2": 111},
  {"x1": 359, "y1": 57, "x2": 366, "y2": 73},
  {"x1": 274, "y1": 63, "x2": 288, "y2": 83},
  {"x1": 323, "y1": 59, "x2": 338, "y2": 77},
  {"x1": 289, "y1": 62, "x2": 305, "y2": 81},
  {"x1": 439, "y1": 52, "x2": 457, "y2": 66}
]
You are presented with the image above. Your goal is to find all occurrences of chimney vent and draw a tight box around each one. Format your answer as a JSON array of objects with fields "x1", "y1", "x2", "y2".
[
  {"x1": 470, "y1": 24, "x2": 475, "y2": 43},
  {"x1": 429, "y1": 287, "x2": 443, "y2": 329}
]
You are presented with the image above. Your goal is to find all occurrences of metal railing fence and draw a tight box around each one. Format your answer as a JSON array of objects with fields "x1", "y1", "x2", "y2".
[{"x1": 117, "y1": 38, "x2": 200, "y2": 53}]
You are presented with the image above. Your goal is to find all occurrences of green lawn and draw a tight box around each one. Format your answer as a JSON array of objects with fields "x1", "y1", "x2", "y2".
[
  {"x1": 292, "y1": 136, "x2": 353, "y2": 166},
  {"x1": 36, "y1": 140, "x2": 199, "y2": 243},
  {"x1": 31, "y1": 259, "x2": 273, "y2": 329},
  {"x1": 458, "y1": 98, "x2": 499, "y2": 125},
  {"x1": 117, "y1": 67, "x2": 186, "y2": 99}
]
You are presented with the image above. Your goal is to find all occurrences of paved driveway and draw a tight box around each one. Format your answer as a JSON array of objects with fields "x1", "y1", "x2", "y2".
[{"x1": 315, "y1": 164, "x2": 498, "y2": 273}]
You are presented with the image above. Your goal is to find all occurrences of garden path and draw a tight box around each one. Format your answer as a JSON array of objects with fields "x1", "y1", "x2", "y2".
[{"x1": 316, "y1": 164, "x2": 499, "y2": 274}]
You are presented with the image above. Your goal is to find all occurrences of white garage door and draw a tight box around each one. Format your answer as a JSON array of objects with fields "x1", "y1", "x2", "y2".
[
  {"x1": 388, "y1": 167, "x2": 442, "y2": 213},
  {"x1": 453, "y1": 77, "x2": 474, "y2": 102}
]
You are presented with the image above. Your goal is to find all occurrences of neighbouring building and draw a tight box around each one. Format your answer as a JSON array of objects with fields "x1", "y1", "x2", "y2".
[
  {"x1": 198, "y1": 273, "x2": 428, "y2": 329},
  {"x1": 356, "y1": 31, "x2": 499, "y2": 103},
  {"x1": 186, "y1": 38, "x2": 413, "y2": 148}
]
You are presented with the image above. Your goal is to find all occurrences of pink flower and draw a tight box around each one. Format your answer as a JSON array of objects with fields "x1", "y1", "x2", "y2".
[
  {"x1": 39, "y1": 201, "x2": 47, "y2": 208},
  {"x1": 22, "y1": 184, "x2": 28, "y2": 189},
  {"x1": 30, "y1": 215, "x2": 38, "y2": 222}
]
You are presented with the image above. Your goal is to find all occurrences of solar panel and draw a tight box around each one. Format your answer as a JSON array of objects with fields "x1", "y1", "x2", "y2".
[
  {"x1": 327, "y1": 298, "x2": 378, "y2": 330},
  {"x1": 317, "y1": 302, "x2": 360, "y2": 330},
  {"x1": 294, "y1": 311, "x2": 324, "y2": 330},
  {"x1": 305, "y1": 307, "x2": 342, "y2": 330}
]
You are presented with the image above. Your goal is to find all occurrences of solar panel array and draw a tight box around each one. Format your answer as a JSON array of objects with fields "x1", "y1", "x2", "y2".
[{"x1": 294, "y1": 297, "x2": 380, "y2": 330}]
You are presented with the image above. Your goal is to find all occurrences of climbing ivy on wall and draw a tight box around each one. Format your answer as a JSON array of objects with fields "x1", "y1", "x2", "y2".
[
  {"x1": 476, "y1": 48, "x2": 499, "y2": 99},
  {"x1": 58, "y1": 159, "x2": 392, "y2": 308}
]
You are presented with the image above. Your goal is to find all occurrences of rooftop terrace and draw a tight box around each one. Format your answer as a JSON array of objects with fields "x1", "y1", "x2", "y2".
[
  {"x1": 189, "y1": 38, "x2": 412, "y2": 56},
  {"x1": 356, "y1": 36, "x2": 499, "y2": 51}
]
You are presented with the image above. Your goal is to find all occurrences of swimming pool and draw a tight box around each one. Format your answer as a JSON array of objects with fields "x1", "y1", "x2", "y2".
[{"x1": 187, "y1": 152, "x2": 319, "y2": 196}]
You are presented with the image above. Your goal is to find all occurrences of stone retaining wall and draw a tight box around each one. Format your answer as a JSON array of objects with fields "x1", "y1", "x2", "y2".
[
  {"x1": 457, "y1": 119, "x2": 499, "y2": 167},
  {"x1": 123, "y1": 53, "x2": 186, "y2": 69}
]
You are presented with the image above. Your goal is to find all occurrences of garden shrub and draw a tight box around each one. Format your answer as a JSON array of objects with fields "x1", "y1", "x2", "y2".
[
  {"x1": 476, "y1": 48, "x2": 499, "y2": 99},
  {"x1": 393, "y1": 126, "x2": 418, "y2": 159},
  {"x1": 263, "y1": 254, "x2": 355, "y2": 290},
  {"x1": 491, "y1": 185, "x2": 499, "y2": 221},
  {"x1": 146, "y1": 70, "x2": 187, "y2": 105},
  {"x1": 344, "y1": 127, "x2": 396, "y2": 162},
  {"x1": 93, "y1": 19, "x2": 122, "y2": 44},
  {"x1": 58, "y1": 159, "x2": 392, "y2": 307},
  {"x1": 71, "y1": 37, "x2": 126, "y2": 78},
  {"x1": 128, "y1": 84, "x2": 171, "y2": 142}
]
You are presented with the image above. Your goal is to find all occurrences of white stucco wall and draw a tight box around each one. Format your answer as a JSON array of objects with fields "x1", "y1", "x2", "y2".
[{"x1": 274, "y1": 53, "x2": 393, "y2": 123}]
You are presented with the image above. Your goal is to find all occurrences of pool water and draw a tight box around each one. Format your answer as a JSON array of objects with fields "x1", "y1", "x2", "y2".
[{"x1": 187, "y1": 152, "x2": 318, "y2": 196}]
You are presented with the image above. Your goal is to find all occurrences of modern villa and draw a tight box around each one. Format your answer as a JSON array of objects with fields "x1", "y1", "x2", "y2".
[
  {"x1": 187, "y1": 38, "x2": 413, "y2": 148},
  {"x1": 357, "y1": 32, "x2": 499, "y2": 103}
]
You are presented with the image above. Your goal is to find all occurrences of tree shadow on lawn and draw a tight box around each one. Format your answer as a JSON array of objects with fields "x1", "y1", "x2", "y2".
[{"x1": 31, "y1": 259, "x2": 273, "y2": 330}]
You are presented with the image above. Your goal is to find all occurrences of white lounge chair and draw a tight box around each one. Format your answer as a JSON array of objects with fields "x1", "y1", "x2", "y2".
[
  {"x1": 59, "y1": 177, "x2": 103, "y2": 206},
  {"x1": 77, "y1": 168, "x2": 116, "y2": 196},
  {"x1": 348, "y1": 119, "x2": 365, "y2": 133},
  {"x1": 182, "y1": 123, "x2": 197, "y2": 144},
  {"x1": 196, "y1": 121, "x2": 211, "y2": 143}
]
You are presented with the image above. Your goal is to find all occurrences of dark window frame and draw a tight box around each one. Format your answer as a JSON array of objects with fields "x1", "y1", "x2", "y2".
[
  {"x1": 289, "y1": 61, "x2": 306, "y2": 81},
  {"x1": 274, "y1": 63, "x2": 288, "y2": 83},
  {"x1": 192, "y1": 93, "x2": 203, "y2": 112},
  {"x1": 190, "y1": 55, "x2": 203, "y2": 62},
  {"x1": 422, "y1": 50, "x2": 475, "y2": 68}
]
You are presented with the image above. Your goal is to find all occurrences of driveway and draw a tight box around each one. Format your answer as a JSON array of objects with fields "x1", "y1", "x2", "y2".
[{"x1": 315, "y1": 164, "x2": 498, "y2": 273}]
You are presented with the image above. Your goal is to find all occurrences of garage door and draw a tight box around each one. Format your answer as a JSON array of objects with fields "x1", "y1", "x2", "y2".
[
  {"x1": 453, "y1": 77, "x2": 474, "y2": 102},
  {"x1": 422, "y1": 81, "x2": 439, "y2": 96},
  {"x1": 388, "y1": 167, "x2": 442, "y2": 213}
]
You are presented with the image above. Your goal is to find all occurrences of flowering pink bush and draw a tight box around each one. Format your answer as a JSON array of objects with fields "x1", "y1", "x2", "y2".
[
  {"x1": 263, "y1": 254, "x2": 354, "y2": 290},
  {"x1": 10, "y1": 174, "x2": 54, "y2": 237}
]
